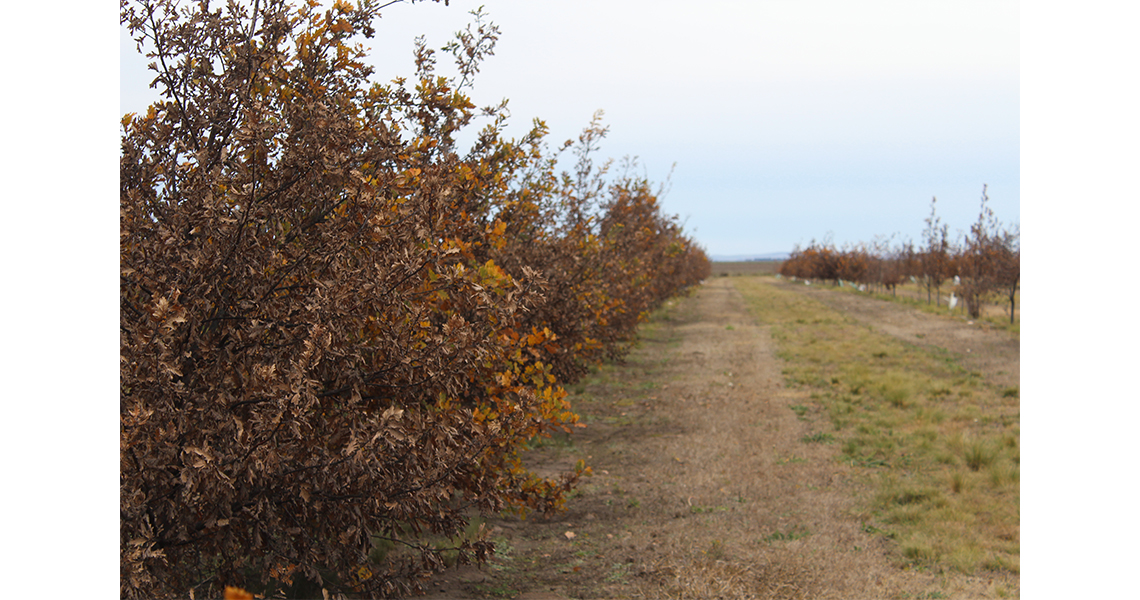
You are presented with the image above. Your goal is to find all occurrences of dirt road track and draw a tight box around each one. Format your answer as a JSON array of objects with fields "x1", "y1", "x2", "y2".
[{"x1": 419, "y1": 278, "x2": 1017, "y2": 599}]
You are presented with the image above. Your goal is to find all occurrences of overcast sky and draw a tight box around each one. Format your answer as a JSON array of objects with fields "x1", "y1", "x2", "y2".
[{"x1": 120, "y1": 0, "x2": 1019, "y2": 258}]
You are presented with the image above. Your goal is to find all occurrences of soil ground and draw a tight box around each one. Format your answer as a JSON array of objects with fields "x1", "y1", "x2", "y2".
[{"x1": 417, "y1": 276, "x2": 1019, "y2": 599}]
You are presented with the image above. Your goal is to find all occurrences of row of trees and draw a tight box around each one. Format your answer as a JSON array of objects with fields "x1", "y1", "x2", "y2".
[
  {"x1": 779, "y1": 189, "x2": 1019, "y2": 322},
  {"x1": 120, "y1": 1, "x2": 709, "y2": 598}
]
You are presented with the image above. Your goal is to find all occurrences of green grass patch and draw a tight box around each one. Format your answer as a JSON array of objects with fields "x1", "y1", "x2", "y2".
[
  {"x1": 689, "y1": 504, "x2": 730, "y2": 514},
  {"x1": 761, "y1": 527, "x2": 811, "y2": 544},
  {"x1": 789, "y1": 404, "x2": 811, "y2": 419}
]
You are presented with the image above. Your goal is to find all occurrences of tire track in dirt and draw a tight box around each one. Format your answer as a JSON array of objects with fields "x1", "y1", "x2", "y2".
[{"x1": 420, "y1": 278, "x2": 1005, "y2": 599}]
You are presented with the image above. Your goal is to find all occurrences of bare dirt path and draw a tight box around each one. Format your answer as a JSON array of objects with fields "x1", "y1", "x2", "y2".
[
  {"x1": 419, "y1": 277, "x2": 1013, "y2": 599},
  {"x1": 776, "y1": 281, "x2": 1020, "y2": 391}
]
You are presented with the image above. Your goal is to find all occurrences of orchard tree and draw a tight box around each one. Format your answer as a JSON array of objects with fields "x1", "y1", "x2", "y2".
[
  {"x1": 120, "y1": 1, "x2": 577, "y2": 597},
  {"x1": 874, "y1": 235, "x2": 905, "y2": 295},
  {"x1": 958, "y1": 185, "x2": 1005, "y2": 318},
  {"x1": 994, "y1": 223, "x2": 1020, "y2": 323},
  {"x1": 957, "y1": 186, "x2": 1019, "y2": 321},
  {"x1": 835, "y1": 243, "x2": 870, "y2": 287},
  {"x1": 920, "y1": 196, "x2": 952, "y2": 305}
]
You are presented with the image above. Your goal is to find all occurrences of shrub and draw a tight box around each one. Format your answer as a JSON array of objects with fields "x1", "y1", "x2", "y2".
[{"x1": 120, "y1": 1, "x2": 708, "y2": 597}]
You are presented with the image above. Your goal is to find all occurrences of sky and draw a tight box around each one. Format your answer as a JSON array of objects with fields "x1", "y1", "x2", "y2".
[{"x1": 119, "y1": 0, "x2": 1020, "y2": 258}]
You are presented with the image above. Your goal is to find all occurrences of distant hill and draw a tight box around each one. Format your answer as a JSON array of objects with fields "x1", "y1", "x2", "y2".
[{"x1": 709, "y1": 252, "x2": 789, "y2": 262}]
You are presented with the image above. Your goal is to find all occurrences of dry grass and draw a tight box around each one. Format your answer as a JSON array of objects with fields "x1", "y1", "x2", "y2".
[{"x1": 633, "y1": 554, "x2": 821, "y2": 600}]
